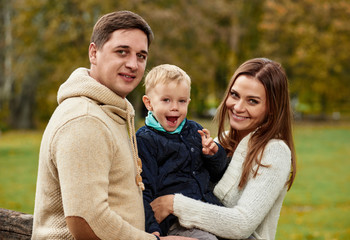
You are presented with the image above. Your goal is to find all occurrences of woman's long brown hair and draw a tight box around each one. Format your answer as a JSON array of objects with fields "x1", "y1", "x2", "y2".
[{"x1": 215, "y1": 58, "x2": 296, "y2": 190}]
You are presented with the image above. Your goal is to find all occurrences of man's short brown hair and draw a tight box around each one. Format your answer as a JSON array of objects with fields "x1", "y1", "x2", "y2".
[{"x1": 91, "y1": 10, "x2": 154, "y2": 50}]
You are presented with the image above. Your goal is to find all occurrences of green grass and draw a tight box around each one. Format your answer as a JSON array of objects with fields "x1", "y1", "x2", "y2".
[
  {"x1": 0, "y1": 122, "x2": 349, "y2": 239},
  {"x1": 0, "y1": 131, "x2": 41, "y2": 213},
  {"x1": 276, "y1": 123, "x2": 350, "y2": 240}
]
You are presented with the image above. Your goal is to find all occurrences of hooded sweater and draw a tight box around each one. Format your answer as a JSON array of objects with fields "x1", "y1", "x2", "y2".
[
  {"x1": 172, "y1": 132, "x2": 292, "y2": 240},
  {"x1": 32, "y1": 68, "x2": 156, "y2": 240}
]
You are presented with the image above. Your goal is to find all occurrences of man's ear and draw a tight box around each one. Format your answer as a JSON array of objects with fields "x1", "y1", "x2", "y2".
[
  {"x1": 89, "y1": 42, "x2": 97, "y2": 65},
  {"x1": 142, "y1": 95, "x2": 153, "y2": 111}
]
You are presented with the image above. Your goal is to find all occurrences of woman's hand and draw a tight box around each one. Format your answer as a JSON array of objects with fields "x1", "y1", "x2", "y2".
[
  {"x1": 198, "y1": 129, "x2": 218, "y2": 155},
  {"x1": 150, "y1": 194, "x2": 175, "y2": 223}
]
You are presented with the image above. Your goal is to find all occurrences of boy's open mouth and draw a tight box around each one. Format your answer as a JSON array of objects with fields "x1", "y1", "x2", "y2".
[{"x1": 166, "y1": 116, "x2": 179, "y2": 123}]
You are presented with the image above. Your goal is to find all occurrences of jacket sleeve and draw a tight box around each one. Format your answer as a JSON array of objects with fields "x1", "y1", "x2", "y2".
[
  {"x1": 202, "y1": 142, "x2": 228, "y2": 183},
  {"x1": 136, "y1": 130, "x2": 163, "y2": 235}
]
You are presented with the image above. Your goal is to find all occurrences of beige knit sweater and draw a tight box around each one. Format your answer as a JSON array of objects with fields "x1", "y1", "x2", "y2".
[
  {"x1": 173, "y1": 132, "x2": 291, "y2": 240},
  {"x1": 32, "y1": 68, "x2": 156, "y2": 240}
]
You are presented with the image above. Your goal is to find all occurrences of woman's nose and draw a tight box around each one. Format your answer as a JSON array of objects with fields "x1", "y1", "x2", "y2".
[{"x1": 233, "y1": 99, "x2": 245, "y2": 112}]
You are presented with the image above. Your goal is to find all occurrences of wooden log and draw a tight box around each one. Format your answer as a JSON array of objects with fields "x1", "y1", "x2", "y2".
[{"x1": 0, "y1": 208, "x2": 33, "y2": 240}]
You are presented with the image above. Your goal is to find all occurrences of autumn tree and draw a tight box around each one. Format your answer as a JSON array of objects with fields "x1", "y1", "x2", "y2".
[
  {"x1": 1, "y1": 0, "x2": 349, "y2": 129},
  {"x1": 259, "y1": 0, "x2": 350, "y2": 116}
]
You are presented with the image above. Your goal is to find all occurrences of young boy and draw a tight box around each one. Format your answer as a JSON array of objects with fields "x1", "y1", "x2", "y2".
[{"x1": 136, "y1": 64, "x2": 228, "y2": 239}]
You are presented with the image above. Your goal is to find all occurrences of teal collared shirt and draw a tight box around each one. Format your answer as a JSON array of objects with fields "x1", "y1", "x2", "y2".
[{"x1": 145, "y1": 111, "x2": 186, "y2": 134}]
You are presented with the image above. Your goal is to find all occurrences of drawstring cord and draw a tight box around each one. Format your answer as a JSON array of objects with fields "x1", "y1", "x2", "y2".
[{"x1": 127, "y1": 107, "x2": 145, "y2": 191}]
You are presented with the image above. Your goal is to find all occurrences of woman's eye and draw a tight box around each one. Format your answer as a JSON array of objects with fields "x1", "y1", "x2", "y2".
[
  {"x1": 230, "y1": 91, "x2": 239, "y2": 98},
  {"x1": 249, "y1": 99, "x2": 259, "y2": 105}
]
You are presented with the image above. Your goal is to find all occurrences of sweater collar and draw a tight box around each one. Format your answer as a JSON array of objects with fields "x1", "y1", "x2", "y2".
[{"x1": 57, "y1": 67, "x2": 134, "y2": 121}]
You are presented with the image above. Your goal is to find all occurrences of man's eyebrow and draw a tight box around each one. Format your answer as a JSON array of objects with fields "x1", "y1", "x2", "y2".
[
  {"x1": 115, "y1": 45, "x2": 129, "y2": 49},
  {"x1": 140, "y1": 50, "x2": 148, "y2": 56},
  {"x1": 115, "y1": 45, "x2": 148, "y2": 55}
]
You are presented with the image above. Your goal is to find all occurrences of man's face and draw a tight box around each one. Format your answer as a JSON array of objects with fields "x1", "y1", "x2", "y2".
[{"x1": 89, "y1": 29, "x2": 148, "y2": 98}]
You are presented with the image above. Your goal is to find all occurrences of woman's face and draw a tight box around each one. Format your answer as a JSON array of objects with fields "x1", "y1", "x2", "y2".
[{"x1": 226, "y1": 75, "x2": 267, "y2": 140}]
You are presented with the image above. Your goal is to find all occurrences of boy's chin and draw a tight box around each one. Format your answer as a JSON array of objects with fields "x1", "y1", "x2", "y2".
[{"x1": 164, "y1": 125, "x2": 178, "y2": 132}]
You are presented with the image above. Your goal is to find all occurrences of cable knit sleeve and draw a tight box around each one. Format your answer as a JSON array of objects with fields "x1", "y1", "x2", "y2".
[
  {"x1": 53, "y1": 116, "x2": 156, "y2": 240},
  {"x1": 173, "y1": 139, "x2": 291, "y2": 239}
]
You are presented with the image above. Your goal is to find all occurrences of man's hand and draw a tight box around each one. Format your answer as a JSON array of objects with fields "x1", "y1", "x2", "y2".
[
  {"x1": 154, "y1": 230, "x2": 198, "y2": 239},
  {"x1": 198, "y1": 129, "x2": 218, "y2": 155},
  {"x1": 160, "y1": 236, "x2": 198, "y2": 240}
]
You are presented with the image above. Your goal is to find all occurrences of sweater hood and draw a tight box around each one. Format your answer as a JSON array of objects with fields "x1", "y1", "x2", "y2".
[{"x1": 57, "y1": 67, "x2": 134, "y2": 120}]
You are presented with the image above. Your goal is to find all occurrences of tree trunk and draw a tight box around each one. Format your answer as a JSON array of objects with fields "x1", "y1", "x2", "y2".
[
  {"x1": 1, "y1": 0, "x2": 13, "y2": 103},
  {"x1": 9, "y1": 68, "x2": 39, "y2": 129},
  {"x1": 0, "y1": 208, "x2": 33, "y2": 240}
]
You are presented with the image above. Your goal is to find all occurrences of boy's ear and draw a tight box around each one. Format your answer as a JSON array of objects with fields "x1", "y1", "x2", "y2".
[{"x1": 142, "y1": 95, "x2": 153, "y2": 111}]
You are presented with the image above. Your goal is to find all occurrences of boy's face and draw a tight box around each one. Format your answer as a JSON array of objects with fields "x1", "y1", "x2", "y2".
[
  {"x1": 89, "y1": 29, "x2": 148, "y2": 98},
  {"x1": 143, "y1": 81, "x2": 191, "y2": 132}
]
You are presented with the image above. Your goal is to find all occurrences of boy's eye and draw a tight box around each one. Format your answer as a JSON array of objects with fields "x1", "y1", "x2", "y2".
[
  {"x1": 179, "y1": 99, "x2": 187, "y2": 103},
  {"x1": 162, "y1": 98, "x2": 170, "y2": 102}
]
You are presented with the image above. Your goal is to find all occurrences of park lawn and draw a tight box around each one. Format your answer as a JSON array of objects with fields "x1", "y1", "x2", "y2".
[
  {"x1": 0, "y1": 123, "x2": 349, "y2": 239},
  {"x1": 276, "y1": 124, "x2": 350, "y2": 240},
  {"x1": 0, "y1": 130, "x2": 41, "y2": 213}
]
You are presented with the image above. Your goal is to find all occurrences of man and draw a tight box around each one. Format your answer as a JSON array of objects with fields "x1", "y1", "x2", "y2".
[{"x1": 32, "y1": 10, "x2": 195, "y2": 240}]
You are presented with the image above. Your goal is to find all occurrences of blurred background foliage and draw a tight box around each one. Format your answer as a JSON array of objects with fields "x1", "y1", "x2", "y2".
[{"x1": 0, "y1": 0, "x2": 349, "y2": 130}]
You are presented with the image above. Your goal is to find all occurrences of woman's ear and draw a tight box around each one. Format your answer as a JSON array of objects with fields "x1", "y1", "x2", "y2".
[{"x1": 142, "y1": 95, "x2": 153, "y2": 111}]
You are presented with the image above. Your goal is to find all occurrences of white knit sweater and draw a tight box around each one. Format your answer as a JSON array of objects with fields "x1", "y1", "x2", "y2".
[{"x1": 173, "y1": 132, "x2": 291, "y2": 240}]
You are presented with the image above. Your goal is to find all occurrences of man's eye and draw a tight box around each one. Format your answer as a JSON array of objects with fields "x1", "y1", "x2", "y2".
[
  {"x1": 117, "y1": 50, "x2": 127, "y2": 55},
  {"x1": 137, "y1": 53, "x2": 147, "y2": 60}
]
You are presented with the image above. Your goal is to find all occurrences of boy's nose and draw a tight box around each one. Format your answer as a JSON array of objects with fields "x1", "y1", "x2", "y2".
[{"x1": 171, "y1": 102, "x2": 178, "y2": 110}]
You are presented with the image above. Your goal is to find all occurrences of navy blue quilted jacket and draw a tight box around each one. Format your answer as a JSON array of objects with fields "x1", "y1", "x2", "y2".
[{"x1": 136, "y1": 119, "x2": 228, "y2": 235}]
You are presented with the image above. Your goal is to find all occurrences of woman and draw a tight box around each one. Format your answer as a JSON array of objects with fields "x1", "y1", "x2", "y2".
[{"x1": 150, "y1": 58, "x2": 297, "y2": 240}]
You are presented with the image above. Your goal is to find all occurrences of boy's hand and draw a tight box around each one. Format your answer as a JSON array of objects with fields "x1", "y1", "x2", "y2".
[{"x1": 198, "y1": 129, "x2": 218, "y2": 156}]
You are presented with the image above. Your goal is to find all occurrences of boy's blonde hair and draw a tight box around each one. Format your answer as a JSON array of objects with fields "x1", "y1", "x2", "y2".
[{"x1": 144, "y1": 64, "x2": 191, "y2": 94}]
